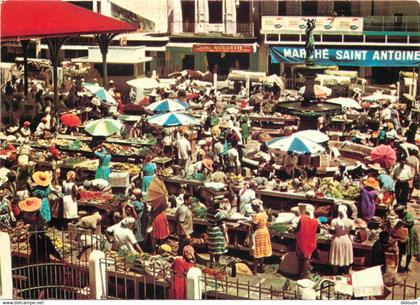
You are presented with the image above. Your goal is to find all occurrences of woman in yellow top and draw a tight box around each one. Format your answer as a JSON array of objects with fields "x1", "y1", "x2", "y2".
[{"x1": 251, "y1": 202, "x2": 272, "y2": 275}]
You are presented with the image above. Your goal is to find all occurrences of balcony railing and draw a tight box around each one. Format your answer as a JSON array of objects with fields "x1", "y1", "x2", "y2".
[
  {"x1": 363, "y1": 16, "x2": 420, "y2": 32},
  {"x1": 237, "y1": 23, "x2": 254, "y2": 37}
]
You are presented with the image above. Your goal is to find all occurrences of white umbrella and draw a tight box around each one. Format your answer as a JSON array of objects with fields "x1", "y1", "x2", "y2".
[
  {"x1": 327, "y1": 97, "x2": 362, "y2": 109},
  {"x1": 266, "y1": 136, "x2": 325, "y2": 155},
  {"x1": 126, "y1": 77, "x2": 160, "y2": 89},
  {"x1": 299, "y1": 85, "x2": 332, "y2": 97},
  {"x1": 292, "y1": 130, "x2": 329, "y2": 143},
  {"x1": 362, "y1": 94, "x2": 397, "y2": 103}
]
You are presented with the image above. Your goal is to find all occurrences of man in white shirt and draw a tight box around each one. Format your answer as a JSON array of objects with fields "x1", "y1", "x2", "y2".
[
  {"x1": 380, "y1": 104, "x2": 392, "y2": 125},
  {"x1": 176, "y1": 132, "x2": 191, "y2": 170},
  {"x1": 106, "y1": 217, "x2": 143, "y2": 253},
  {"x1": 227, "y1": 142, "x2": 241, "y2": 175},
  {"x1": 392, "y1": 156, "x2": 414, "y2": 206}
]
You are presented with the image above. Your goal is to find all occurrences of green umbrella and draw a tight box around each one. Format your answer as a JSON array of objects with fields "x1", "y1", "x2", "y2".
[{"x1": 84, "y1": 118, "x2": 123, "y2": 137}]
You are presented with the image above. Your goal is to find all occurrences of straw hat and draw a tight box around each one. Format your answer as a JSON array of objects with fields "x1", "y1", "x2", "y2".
[
  {"x1": 367, "y1": 163, "x2": 382, "y2": 171},
  {"x1": 66, "y1": 170, "x2": 76, "y2": 181},
  {"x1": 202, "y1": 158, "x2": 213, "y2": 171},
  {"x1": 18, "y1": 197, "x2": 42, "y2": 212},
  {"x1": 219, "y1": 119, "x2": 232, "y2": 129},
  {"x1": 160, "y1": 244, "x2": 172, "y2": 253},
  {"x1": 32, "y1": 171, "x2": 52, "y2": 187},
  {"x1": 362, "y1": 177, "x2": 379, "y2": 189}
]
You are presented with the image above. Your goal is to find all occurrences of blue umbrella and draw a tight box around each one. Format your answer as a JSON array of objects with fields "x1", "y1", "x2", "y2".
[
  {"x1": 266, "y1": 136, "x2": 325, "y2": 155},
  {"x1": 145, "y1": 99, "x2": 190, "y2": 113},
  {"x1": 83, "y1": 82, "x2": 117, "y2": 105},
  {"x1": 378, "y1": 174, "x2": 395, "y2": 192},
  {"x1": 147, "y1": 112, "x2": 200, "y2": 127}
]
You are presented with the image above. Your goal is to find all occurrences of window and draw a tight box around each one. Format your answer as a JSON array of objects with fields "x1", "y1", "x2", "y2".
[
  {"x1": 278, "y1": 1, "x2": 286, "y2": 15},
  {"x1": 237, "y1": 2, "x2": 251, "y2": 23},
  {"x1": 94, "y1": 63, "x2": 134, "y2": 77},
  {"x1": 333, "y1": 1, "x2": 352, "y2": 16},
  {"x1": 302, "y1": 1, "x2": 318, "y2": 16},
  {"x1": 209, "y1": 1, "x2": 223, "y2": 23},
  {"x1": 181, "y1": 1, "x2": 195, "y2": 24}
]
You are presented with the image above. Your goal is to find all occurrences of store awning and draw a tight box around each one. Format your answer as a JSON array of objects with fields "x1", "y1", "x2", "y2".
[
  {"x1": 1, "y1": 0, "x2": 137, "y2": 41},
  {"x1": 72, "y1": 46, "x2": 152, "y2": 64}
]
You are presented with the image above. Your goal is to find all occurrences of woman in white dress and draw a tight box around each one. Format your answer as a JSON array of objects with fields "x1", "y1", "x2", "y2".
[
  {"x1": 62, "y1": 171, "x2": 79, "y2": 229},
  {"x1": 329, "y1": 204, "x2": 355, "y2": 275}
]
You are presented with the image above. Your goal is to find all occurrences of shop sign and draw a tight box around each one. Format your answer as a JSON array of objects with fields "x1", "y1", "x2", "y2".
[
  {"x1": 261, "y1": 16, "x2": 363, "y2": 34},
  {"x1": 193, "y1": 44, "x2": 255, "y2": 53},
  {"x1": 197, "y1": 23, "x2": 224, "y2": 33},
  {"x1": 270, "y1": 47, "x2": 420, "y2": 67}
]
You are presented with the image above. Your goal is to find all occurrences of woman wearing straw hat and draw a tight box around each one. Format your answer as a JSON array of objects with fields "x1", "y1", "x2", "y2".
[
  {"x1": 32, "y1": 171, "x2": 52, "y2": 223},
  {"x1": 359, "y1": 177, "x2": 379, "y2": 222},
  {"x1": 62, "y1": 171, "x2": 80, "y2": 229}
]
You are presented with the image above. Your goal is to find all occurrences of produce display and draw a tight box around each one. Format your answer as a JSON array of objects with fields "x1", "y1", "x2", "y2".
[
  {"x1": 103, "y1": 143, "x2": 150, "y2": 157},
  {"x1": 317, "y1": 178, "x2": 360, "y2": 200},
  {"x1": 61, "y1": 140, "x2": 91, "y2": 152},
  {"x1": 111, "y1": 162, "x2": 141, "y2": 175},
  {"x1": 160, "y1": 167, "x2": 174, "y2": 177},
  {"x1": 277, "y1": 177, "x2": 360, "y2": 201},
  {"x1": 152, "y1": 156, "x2": 172, "y2": 164},
  {"x1": 79, "y1": 191, "x2": 113, "y2": 202}
]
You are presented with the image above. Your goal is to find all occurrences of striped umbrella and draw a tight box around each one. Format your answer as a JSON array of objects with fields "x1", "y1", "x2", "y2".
[
  {"x1": 84, "y1": 118, "x2": 122, "y2": 137},
  {"x1": 83, "y1": 82, "x2": 117, "y2": 105},
  {"x1": 266, "y1": 135, "x2": 325, "y2": 155},
  {"x1": 145, "y1": 98, "x2": 190, "y2": 113},
  {"x1": 292, "y1": 130, "x2": 329, "y2": 143},
  {"x1": 147, "y1": 112, "x2": 200, "y2": 127}
]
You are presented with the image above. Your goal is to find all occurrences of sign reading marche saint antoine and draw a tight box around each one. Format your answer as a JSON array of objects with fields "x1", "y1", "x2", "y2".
[{"x1": 270, "y1": 47, "x2": 420, "y2": 67}]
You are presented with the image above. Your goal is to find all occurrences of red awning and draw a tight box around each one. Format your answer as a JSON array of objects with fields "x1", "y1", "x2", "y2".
[{"x1": 0, "y1": 0, "x2": 137, "y2": 41}]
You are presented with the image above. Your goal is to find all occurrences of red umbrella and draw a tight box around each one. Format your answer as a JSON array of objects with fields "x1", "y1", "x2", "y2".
[
  {"x1": 60, "y1": 113, "x2": 81, "y2": 127},
  {"x1": 370, "y1": 145, "x2": 396, "y2": 168}
]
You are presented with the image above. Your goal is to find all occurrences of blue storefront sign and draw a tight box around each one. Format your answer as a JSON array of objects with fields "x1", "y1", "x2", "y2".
[{"x1": 270, "y1": 47, "x2": 420, "y2": 67}]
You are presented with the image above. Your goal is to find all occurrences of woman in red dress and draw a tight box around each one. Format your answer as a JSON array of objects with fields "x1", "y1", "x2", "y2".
[
  {"x1": 169, "y1": 245, "x2": 195, "y2": 299},
  {"x1": 295, "y1": 205, "x2": 319, "y2": 278},
  {"x1": 151, "y1": 210, "x2": 170, "y2": 253}
]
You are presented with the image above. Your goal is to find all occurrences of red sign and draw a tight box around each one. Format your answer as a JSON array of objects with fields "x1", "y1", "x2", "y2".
[{"x1": 192, "y1": 44, "x2": 254, "y2": 53}]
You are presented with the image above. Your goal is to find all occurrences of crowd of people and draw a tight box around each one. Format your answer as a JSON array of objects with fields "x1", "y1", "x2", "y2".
[{"x1": 0, "y1": 71, "x2": 419, "y2": 299}]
